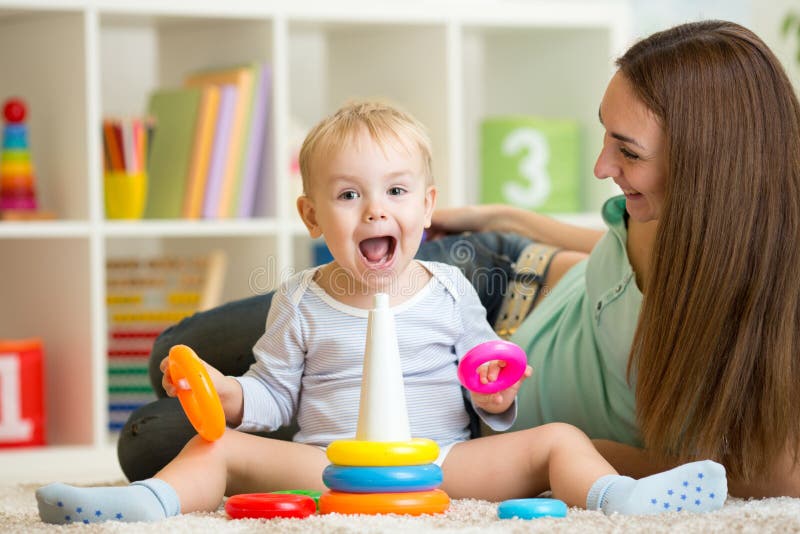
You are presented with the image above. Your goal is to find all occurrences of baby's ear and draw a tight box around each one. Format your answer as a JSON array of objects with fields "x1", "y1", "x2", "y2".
[
  {"x1": 423, "y1": 185, "x2": 437, "y2": 228},
  {"x1": 297, "y1": 195, "x2": 322, "y2": 238}
]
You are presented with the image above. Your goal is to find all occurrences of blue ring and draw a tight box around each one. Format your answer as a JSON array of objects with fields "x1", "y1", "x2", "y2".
[
  {"x1": 323, "y1": 464, "x2": 443, "y2": 493},
  {"x1": 497, "y1": 498, "x2": 567, "y2": 520}
]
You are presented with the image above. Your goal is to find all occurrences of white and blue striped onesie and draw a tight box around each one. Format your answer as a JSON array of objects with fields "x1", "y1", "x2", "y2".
[{"x1": 234, "y1": 260, "x2": 514, "y2": 448}]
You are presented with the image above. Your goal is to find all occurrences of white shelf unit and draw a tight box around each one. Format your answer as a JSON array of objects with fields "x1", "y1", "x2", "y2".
[{"x1": 0, "y1": 0, "x2": 629, "y2": 482}]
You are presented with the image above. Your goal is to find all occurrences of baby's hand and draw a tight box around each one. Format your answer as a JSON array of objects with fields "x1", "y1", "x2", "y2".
[
  {"x1": 159, "y1": 355, "x2": 226, "y2": 398},
  {"x1": 159, "y1": 356, "x2": 190, "y2": 397},
  {"x1": 470, "y1": 362, "x2": 533, "y2": 414}
]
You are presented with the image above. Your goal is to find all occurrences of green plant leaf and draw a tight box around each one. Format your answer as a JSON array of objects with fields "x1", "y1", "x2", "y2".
[{"x1": 782, "y1": 12, "x2": 797, "y2": 37}]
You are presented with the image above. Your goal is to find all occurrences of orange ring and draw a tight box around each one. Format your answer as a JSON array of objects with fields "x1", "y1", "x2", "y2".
[
  {"x1": 319, "y1": 489, "x2": 450, "y2": 515},
  {"x1": 168, "y1": 344, "x2": 225, "y2": 441}
]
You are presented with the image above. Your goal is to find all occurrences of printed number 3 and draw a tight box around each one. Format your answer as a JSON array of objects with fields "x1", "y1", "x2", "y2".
[{"x1": 501, "y1": 128, "x2": 551, "y2": 208}]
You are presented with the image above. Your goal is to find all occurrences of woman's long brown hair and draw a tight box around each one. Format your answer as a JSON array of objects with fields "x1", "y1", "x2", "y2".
[{"x1": 620, "y1": 21, "x2": 800, "y2": 481}]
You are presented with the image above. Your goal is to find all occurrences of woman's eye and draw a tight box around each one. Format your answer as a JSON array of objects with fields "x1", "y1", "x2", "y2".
[
  {"x1": 388, "y1": 186, "x2": 407, "y2": 196},
  {"x1": 339, "y1": 191, "x2": 359, "y2": 200},
  {"x1": 619, "y1": 147, "x2": 640, "y2": 161}
]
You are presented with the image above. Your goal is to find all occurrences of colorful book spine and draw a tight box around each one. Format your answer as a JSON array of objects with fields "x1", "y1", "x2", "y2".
[
  {"x1": 183, "y1": 85, "x2": 221, "y2": 219},
  {"x1": 203, "y1": 85, "x2": 237, "y2": 218},
  {"x1": 237, "y1": 64, "x2": 272, "y2": 218},
  {"x1": 217, "y1": 68, "x2": 254, "y2": 218}
]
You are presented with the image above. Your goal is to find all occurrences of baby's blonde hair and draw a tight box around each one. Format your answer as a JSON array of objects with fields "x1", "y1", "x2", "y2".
[{"x1": 298, "y1": 100, "x2": 433, "y2": 194}]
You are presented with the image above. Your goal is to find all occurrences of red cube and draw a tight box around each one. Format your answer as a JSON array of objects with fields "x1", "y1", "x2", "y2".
[{"x1": 0, "y1": 339, "x2": 45, "y2": 447}]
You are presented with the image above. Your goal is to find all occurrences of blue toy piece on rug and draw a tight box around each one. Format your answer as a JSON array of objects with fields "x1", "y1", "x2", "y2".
[{"x1": 497, "y1": 498, "x2": 567, "y2": 519}]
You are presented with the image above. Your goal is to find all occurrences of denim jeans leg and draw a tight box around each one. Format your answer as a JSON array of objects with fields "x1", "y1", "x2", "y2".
[{"x1": 416, "y1": 232, "x2": 534, "y2": 325}]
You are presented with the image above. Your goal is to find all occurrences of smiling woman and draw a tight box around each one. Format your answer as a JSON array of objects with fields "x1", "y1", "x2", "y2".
[{"x1": 430, "y1": 19, "x2": 800, "y2": 497}]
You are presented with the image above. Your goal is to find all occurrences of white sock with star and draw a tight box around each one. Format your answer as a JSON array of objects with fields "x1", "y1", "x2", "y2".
[
  {"x1": 586, "y1": 460, "x2": 727, "y2": 515},
  {"x1": 36, "y1": 478, "x2": 180, "y2": 524}
]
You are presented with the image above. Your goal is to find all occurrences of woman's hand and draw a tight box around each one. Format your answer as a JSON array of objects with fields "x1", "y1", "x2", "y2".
[
  {"x1": 469, "y1": 362, "x2": 533, "y2": 414},
  {"x1": 427, "y1": 204, "x2": 506, "y2": 240}
]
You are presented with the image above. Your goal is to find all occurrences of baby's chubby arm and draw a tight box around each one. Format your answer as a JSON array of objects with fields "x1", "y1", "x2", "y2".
[
  {"x1": 159, "y1": 355, "x2": 245, "y2": 426},
  {"x1": 469, "y1": 360, "x2": 533, "y2": 414}
]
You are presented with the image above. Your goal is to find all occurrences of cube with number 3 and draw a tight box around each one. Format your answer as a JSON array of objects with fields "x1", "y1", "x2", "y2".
[{"x1": 480, "y1": 117, "x2": 582, "y2": 213}]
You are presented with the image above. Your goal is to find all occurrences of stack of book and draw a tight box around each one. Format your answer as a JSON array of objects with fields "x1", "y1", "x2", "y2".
[{"x1": 144, "y1": 62, "x2": 272, "y2": 219}]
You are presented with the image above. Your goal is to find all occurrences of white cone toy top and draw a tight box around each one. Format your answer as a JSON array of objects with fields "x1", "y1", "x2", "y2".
[{"x1": 355, "y1": 293, "x2": 411, "y2": 442}]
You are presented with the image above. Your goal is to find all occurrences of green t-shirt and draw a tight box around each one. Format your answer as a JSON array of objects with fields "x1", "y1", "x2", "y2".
[{"x1": 509, "y1": 195, "x2": 642, "y2": 446}]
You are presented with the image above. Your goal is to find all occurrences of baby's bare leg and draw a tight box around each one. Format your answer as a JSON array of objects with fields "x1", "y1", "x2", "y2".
[
  {"x1": 441, "y1": 423, "x2": 613, "y2": 506},
  {"x1": 36, "y1": 431, "x2": 328, "y2": 524},
  {"x1": 157, "y1": 430, "x2": 329, "y2": 513},
  {"x1": 442, "y1": 424, "x2": 728, "y2": 515}
]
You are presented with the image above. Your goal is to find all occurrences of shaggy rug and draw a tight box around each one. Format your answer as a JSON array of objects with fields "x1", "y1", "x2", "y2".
[{"x1": 3, "y1": 481, "x2": 800, "y2": 533}]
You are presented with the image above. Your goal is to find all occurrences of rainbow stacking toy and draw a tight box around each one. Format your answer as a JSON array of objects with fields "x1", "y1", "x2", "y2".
[
  {"x1": 0, "y1": 98, "x2": 38, "y2": 212},
  {"x1": 318, "y1": 294, "x2": 450, "y2": 516}
]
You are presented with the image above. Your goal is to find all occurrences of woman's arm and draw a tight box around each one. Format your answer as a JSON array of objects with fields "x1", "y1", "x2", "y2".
[{"x1": 429, "y1": 204, "x2": 604, "y2": 254}]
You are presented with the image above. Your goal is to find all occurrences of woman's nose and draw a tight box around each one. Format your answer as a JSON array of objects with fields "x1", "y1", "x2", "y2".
[{"x1": 594, "y1": 144, "x2": 619, "y2": 181}]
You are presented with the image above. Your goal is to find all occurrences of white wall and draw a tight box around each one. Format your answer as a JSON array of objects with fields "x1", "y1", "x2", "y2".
[
  {"x1": 626, "y1": 0, "x2": 800, "y2": 92},
  {"x1": 751, "y1": 0, "x2": 800, "y2": 90}
]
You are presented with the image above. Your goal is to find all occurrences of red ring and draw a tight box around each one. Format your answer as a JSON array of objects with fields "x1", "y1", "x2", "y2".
[{"x1": 225, "y1": 493, "x2": 316, "y2": 519}]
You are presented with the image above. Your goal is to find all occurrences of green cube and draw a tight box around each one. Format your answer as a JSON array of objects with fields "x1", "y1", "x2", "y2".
[{"x1": 480, "y1": 117, "x2": 582, "y2": 213}]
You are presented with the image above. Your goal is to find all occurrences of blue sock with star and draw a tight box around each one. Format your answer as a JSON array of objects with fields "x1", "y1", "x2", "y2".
[
  {"x1": 586, "y1": 460, "x2": 727, "y2": 515},
  {"x1": 36, "y1": 478, "x2": 180, "y2": 524}
]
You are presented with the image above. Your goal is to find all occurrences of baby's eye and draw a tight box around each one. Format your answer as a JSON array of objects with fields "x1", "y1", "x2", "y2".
[
  {"x1": 388, "y1": 186, "x2": 407, "y2": 196},
  {"x1": 619, "y1": 147, "x2": 640, "y2": 161},
  {"x1": 338, "y1": 190, "x2": 359, "y2": 200}
]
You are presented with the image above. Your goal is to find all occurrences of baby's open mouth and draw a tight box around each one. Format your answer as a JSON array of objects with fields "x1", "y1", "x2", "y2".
[{"x1": 359, "y1": 236, "x2": 396, "y2": 266}]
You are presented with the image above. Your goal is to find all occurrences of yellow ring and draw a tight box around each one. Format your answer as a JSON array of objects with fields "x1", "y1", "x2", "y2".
[
  {"x1": 319, "y1": 489, "x2": 450, "y2": 515},
  {"x1": 326, "y1": 438, "x2": 439, "y2": 466}
]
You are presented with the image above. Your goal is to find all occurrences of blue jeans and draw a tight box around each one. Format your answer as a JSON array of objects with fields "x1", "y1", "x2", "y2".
[{"x1": 118, "y1": 232, "x2": 534, "y2": 482}]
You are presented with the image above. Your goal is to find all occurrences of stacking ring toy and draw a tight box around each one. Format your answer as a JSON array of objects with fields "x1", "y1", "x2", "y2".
[
  {"x1": 326, "y1": 438, "x2": 439, "y2": 466},
  {"x1": 497, "y1": 498, "x2": 567, "y2": 520},
  {"x1": 319, "y1": 489, "x2": 450, "y2": 515},
  {"x1": 225, "y1": 493, "x2": 316, "y2": 519},
  {"x1": 323, "y1": 464, "x2": 443, "y2": 493},
  {"x1": 168, "y1": 344, "x2": 225, "y2": 441},
  {"x1": 457, "y1": 340, "x2": 527, "y2": 394}
]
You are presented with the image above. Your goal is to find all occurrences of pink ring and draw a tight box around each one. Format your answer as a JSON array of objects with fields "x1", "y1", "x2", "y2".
[{"x1": 457, "y1": 340, "x2": 527, "y2": 394}]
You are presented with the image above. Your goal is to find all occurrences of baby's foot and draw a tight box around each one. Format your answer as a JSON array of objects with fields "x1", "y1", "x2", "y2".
[
  {"x1": 590, "y1": 460, "x2": 727, "y2": 515},
  {"x1": 36, "y1": 478, "x2": 179, "y2": 524}
]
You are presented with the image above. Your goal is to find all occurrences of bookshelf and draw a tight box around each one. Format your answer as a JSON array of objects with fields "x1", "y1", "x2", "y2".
[{"x1": 0, "y1": 0, "x2": 629, "y2": 482}]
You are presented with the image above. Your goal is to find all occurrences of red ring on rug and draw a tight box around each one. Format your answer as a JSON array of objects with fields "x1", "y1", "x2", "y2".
[{"x1": 225, "y1": 493, "x2": 316, "y2": 519}]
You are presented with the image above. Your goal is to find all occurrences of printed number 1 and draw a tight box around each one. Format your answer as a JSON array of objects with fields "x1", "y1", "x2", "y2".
[
  {"x1": 501, "y1": 128, "x2": 552, "y2": 208},
  {"x1": 0, "y1": 353, "x2": 33, "y2": 441}
]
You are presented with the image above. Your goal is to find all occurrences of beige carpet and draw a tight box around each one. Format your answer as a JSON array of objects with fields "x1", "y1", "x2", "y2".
[{"x1": 3, "y1": 481, "x2": 800, "y2": 533}]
